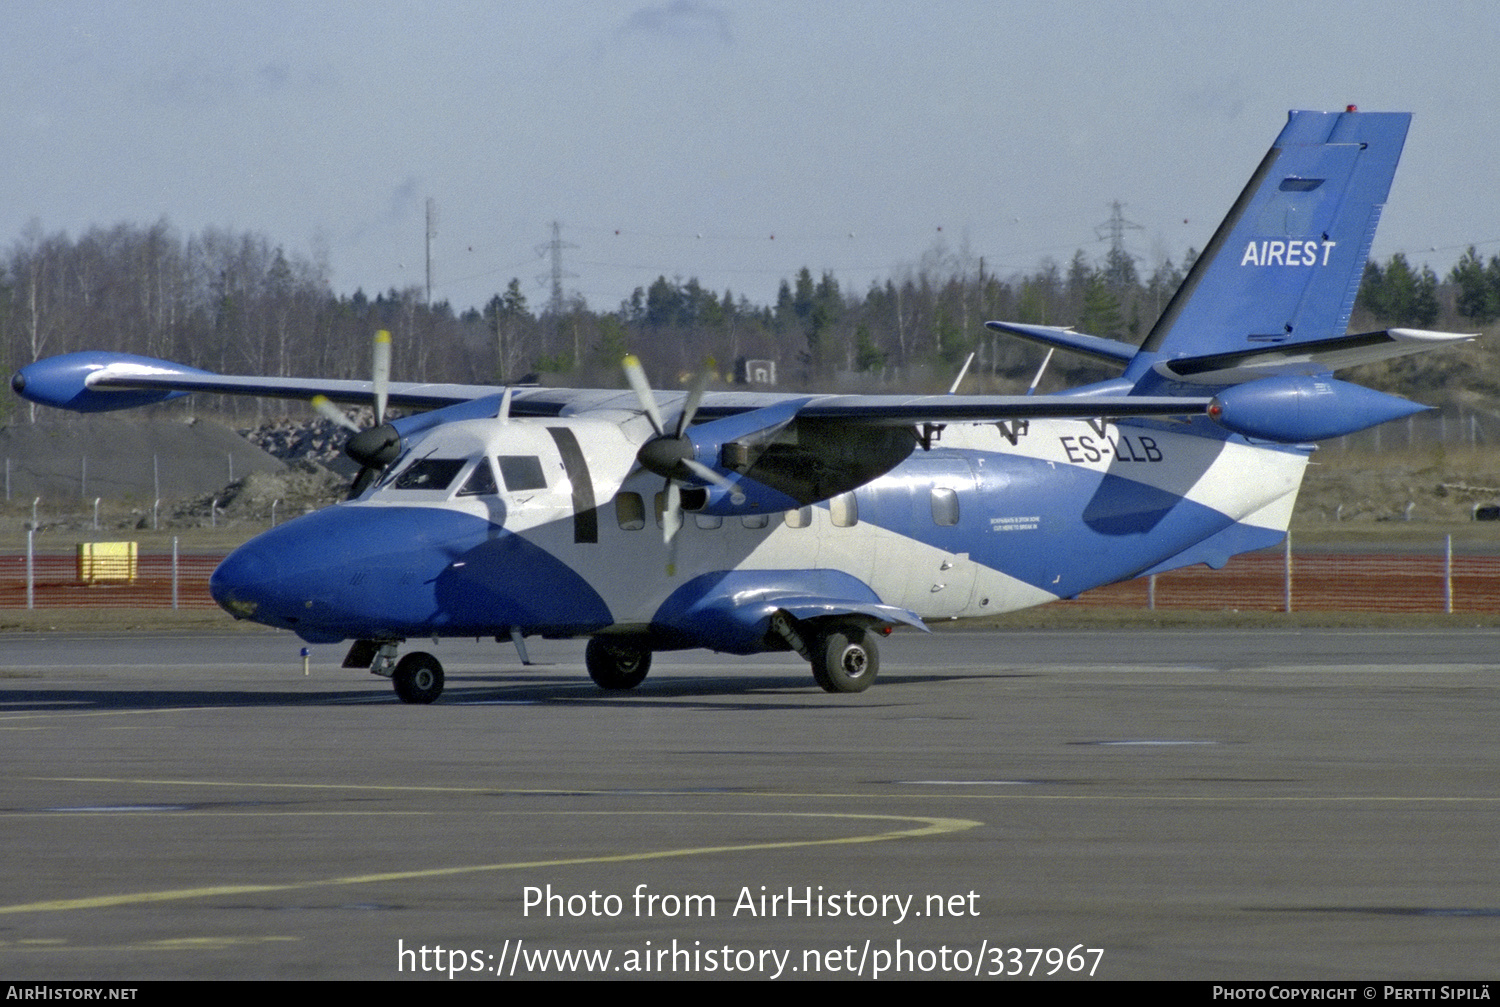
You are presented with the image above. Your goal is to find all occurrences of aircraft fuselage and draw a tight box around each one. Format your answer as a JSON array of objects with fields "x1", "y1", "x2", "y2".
[{"x1": 210, "y1": 412, "x2": 1306, "y2": 650}]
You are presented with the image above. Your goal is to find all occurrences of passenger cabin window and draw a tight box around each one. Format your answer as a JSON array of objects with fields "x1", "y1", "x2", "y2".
[
  {"x1": 616, "y1": 493, "x2": 645, "y2": 531},
  {"x1": 785, "y1": 506, "x2": 812, "y2": 528},
  {"x1": 498, "y1": 455, "x2": 548, "y2": 491},
  {"x1": 741, "y1": 513, "x2": 770, "y2": 529},
  {"x1": 931, "y1": 487, "x2": 960, "y2": 526},
  {"x1": 830, "y1": 492, "x2": 859, "y2": 528},
  {"x1": 392, "y1": 458, "x2": 466, "y2": 491},
  {"x1": 694, "y1": 514, "x2": 723, "y2": 530},
  {"x1": 457, "y1": 458, "x2": 499, "y2": 497}
]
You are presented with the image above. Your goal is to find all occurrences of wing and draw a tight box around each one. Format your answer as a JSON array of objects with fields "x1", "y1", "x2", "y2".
[
  {"x1": 9, "y1": 351, "x2": 536, "y2": 413},
  {"x1": 13, "y1": 349, "x2": 1210, "y2": 422},
  {"x1": 13, "y1": 349, "x2": 1212, "y2": 517}
]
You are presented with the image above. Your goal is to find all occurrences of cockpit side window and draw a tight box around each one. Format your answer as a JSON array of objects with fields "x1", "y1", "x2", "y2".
[
  {"x1": 498, "y1": 455, "x2": 547, "y2": 491},
  {"x1": 391, "y1": 457, "x2": 466, "y2": 491},
  {"x1": 456, "y1": 458, "x2": 499, "y2": 497}
]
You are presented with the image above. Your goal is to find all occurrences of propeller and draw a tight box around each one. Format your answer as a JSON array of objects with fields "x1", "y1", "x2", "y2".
[
  {"x1": 623, "y1": 355, "x2": 744, "y2": 573},
  {"x1": 312, "y1": 330, "x2": 402, "y2": 498}
]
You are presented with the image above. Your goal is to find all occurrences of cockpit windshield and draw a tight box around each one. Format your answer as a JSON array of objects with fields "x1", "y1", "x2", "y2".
[
  {"x1": 390, "y1": 457, "x2": 467, "y2": 491},
  {"x1": 372, "y1": 448, "x2": 540, "y2": 500}
]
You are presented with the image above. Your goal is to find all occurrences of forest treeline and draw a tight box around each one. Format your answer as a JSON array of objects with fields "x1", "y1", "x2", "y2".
[{"x1": 3, "y1": 217, "x2": 1497, "y2": 422}]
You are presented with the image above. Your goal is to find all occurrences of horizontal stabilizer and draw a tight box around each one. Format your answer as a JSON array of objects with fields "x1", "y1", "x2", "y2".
[
  {"x1": 983, "y1": 322, "x2": 1137, "y2": 365},
  {"x1": 1158, "y1": 327, "x2": 1476, "y2": 385}
]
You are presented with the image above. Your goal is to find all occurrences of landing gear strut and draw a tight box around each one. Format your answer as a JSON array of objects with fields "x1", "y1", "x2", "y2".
[{"x1": 585, "y1": 638, "x2": 652, "y2": 690}]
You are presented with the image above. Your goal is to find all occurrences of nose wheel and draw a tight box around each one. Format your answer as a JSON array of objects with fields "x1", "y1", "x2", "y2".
[{"x1": 392, "y1": 651, "x2": 444, "y2": 704}]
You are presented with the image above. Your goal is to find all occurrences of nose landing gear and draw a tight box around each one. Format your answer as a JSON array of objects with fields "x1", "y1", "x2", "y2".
[
  {"x1": 346, "y1": 639, "x2": 445, "y2": 704},
  {"x1": 392, "y1": 652, "x2": 444, "y2": 704}
]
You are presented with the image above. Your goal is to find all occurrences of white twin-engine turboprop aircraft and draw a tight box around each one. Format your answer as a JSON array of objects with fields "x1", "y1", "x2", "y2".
[{"x1": 12, "y1": 109, "x2": 1473, "y2": 703}]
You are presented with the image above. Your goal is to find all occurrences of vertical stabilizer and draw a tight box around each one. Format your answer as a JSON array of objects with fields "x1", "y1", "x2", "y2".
[{"x1": 1133, "y1": 109, "x2": 1410, "y2": 370}]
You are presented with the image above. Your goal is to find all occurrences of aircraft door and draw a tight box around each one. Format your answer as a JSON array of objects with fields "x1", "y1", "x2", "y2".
[{"x1": 885, "y1": 454, "x2": 979, "y2": 619}]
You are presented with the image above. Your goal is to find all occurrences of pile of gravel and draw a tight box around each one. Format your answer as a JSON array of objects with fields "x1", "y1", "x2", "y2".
[
  {"x1": 237, "y1": 412, "x2": 366, "y2": 476},
  {"x1": 171, "y1": 466, "x2": 345, "y2": 525}
]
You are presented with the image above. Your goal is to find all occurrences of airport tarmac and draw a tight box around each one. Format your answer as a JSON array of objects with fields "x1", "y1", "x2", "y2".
[{"x1": 1, "y1": 627, "x2": 1497, "y2": 981}]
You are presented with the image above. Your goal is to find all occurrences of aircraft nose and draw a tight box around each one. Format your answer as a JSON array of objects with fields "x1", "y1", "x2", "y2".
[
  {"x1": 207, "y1": 504, "x2": 501, "y2": 642},
  {"x1": 210, "y1": 509, "x2": 354, "y2": 632},
  {"x1": 210, "y1": 541, "x2": 281, "y2": 619}
]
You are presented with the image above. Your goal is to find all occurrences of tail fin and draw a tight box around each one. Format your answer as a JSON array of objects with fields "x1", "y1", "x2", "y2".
[
  {"x1": 985, "y1": 109, "x2": 1476, "y2": 443},
  {"x1": 1128, "y1": 109, "x2": 1477, "y2": 441},
  {"x1": 1135, "y1": 108, "x2": 1409, "y2": 365},
  {"x1": 988, "y1": 109, "x2": 1420, "y2": 382}
]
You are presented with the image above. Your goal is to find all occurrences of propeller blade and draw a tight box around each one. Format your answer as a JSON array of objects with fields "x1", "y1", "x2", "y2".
[
  {"x1": 622, "y1": 354, "x2": 665, "y2": 436},
  {"x1": 311, "y1": 394, "x2": 361, "y2": 432},
  {"x1": 372, "y1": 329, "x2": 391, "y2": 426},
  {"x1": 662, "y1": 479, "x2": 683, "y2": 546},
  {"x1": 674, "y1": 361, "x2": 713, "y2": 438},
  {"x1": 348, "y1": 466, "x2": 380, "y2": 500},
  {"x1": 663, "y1": 480, "x2": 683, "y2": 575}
]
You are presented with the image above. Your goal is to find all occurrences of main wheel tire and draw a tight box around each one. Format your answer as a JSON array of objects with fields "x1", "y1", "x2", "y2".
[
  {"x1": 393, "y1": 652, "x2": 444, "y2": 704},
  {"x1": 585, "y1": 638, "x2": 652, "y2": 690},
  {"x1": 811, "y1": 624, "x2": 879, "y2": 693}
]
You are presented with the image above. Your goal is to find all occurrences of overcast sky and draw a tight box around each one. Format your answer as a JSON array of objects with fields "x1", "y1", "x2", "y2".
[{"x1": 5, "y1": 1, "x2": 1497, "y2": 313}]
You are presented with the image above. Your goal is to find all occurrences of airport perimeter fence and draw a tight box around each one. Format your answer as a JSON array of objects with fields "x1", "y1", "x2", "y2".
[
  {"x1": 1062, "y1": 537, "x2": 1500, "y2": 614},
  {"x1": 1, "y1": 535, "x2": 221, "y2": 611},
  {"x1": 1, "y1": 533, "x2": 1498, "y2": 615}
]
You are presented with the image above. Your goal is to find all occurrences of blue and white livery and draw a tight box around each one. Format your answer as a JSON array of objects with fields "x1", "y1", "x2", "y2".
[{"x1": 11, "y1": 109, "x2": 1472, "y2": 701}]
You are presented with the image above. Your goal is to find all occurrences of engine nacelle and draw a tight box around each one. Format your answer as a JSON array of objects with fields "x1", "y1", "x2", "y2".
[{"x1": 682, "y1": 477, "x2": 801, "y2": 517}]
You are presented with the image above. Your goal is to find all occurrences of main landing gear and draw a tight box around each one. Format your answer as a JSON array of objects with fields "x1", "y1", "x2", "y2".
[
  {"x1": 771, "y1": 613, "x2": 881, "y2": 693},
  {"x1": 581, "y1": 619, "x2": 881, "y2": 695},
  {"x1": 392, "y1": 652, "x2": 444, "y2": 704},
  {"x1": 585, "y1": 637, "x2": 652, "y2": 690},
  {"x1": 809, "y1": 623, "x2": 880, "y2": 693},
  {"x1": 347, "y1": 640, "x2": 445, "y2": 704}
]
